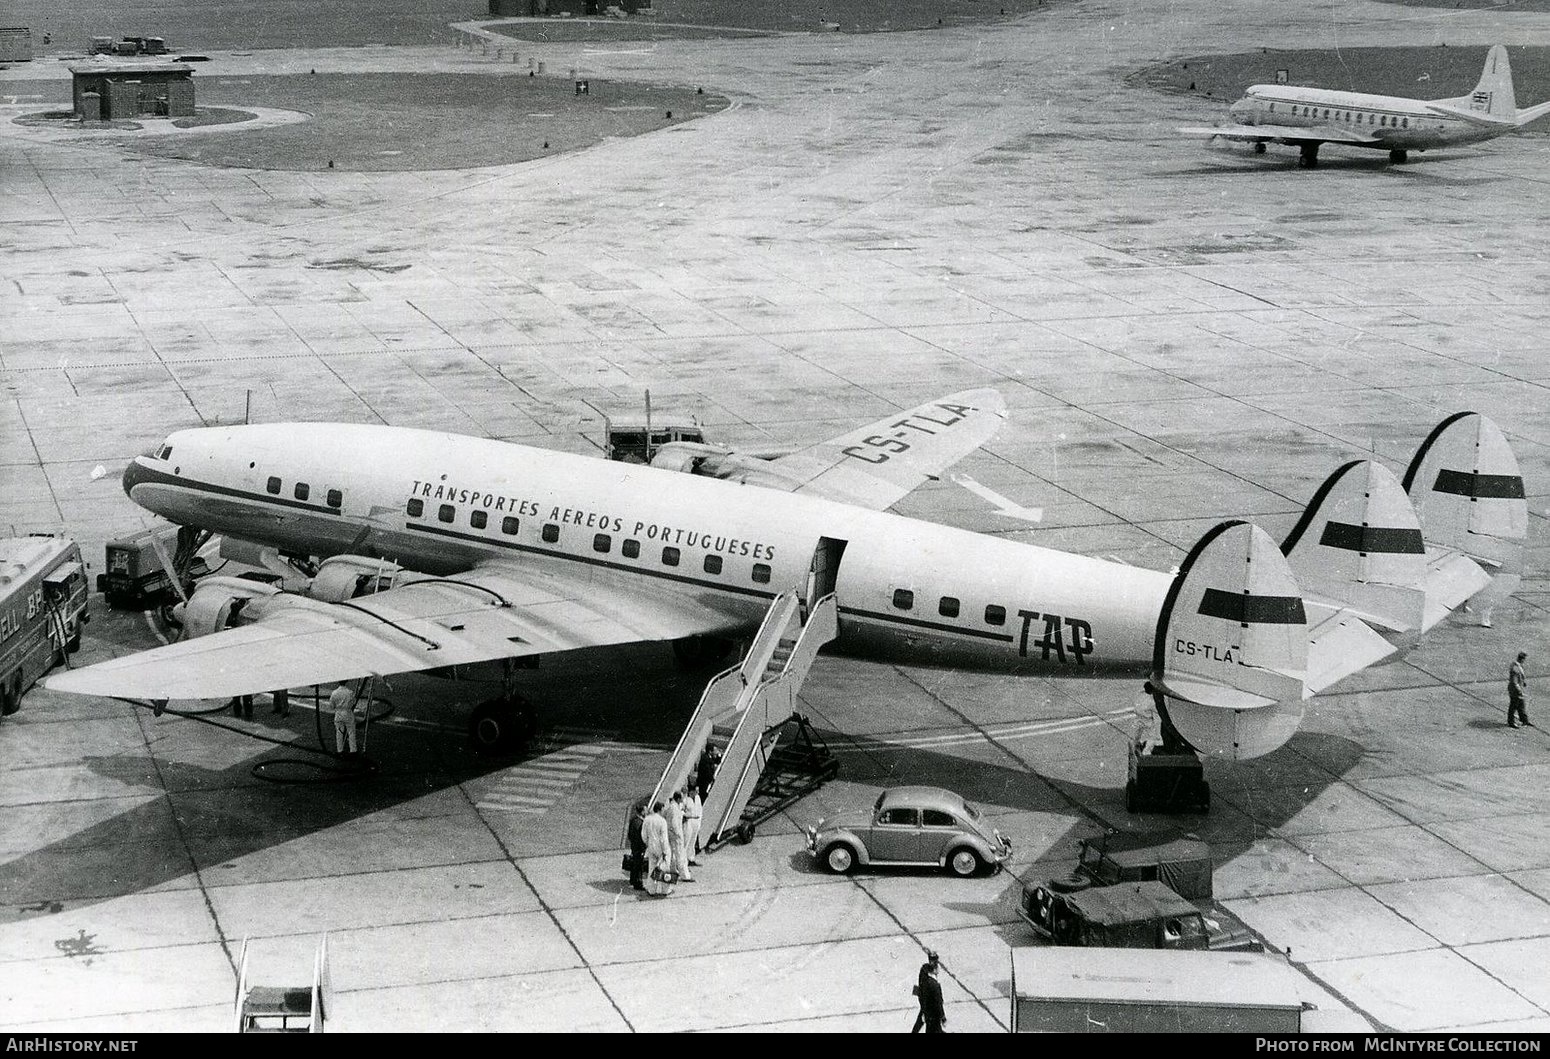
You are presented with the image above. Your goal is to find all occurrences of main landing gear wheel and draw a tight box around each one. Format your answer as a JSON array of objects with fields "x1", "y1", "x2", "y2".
[
  {"x1": 1389, "y1": 149, "x2": 1409, "y2": 164},
  {"x1": 1253, "y1": 141, "x2": 1267, "y2": 154},
  {"x1": 672, "y1": 635, "x2": 734, "y2": 669},
  {"x1": 823, "y1": 843, "x2": 856, "y2": 874},
  {"x1": 1297, "y1": 143, "x2": 1320, "y2": 169},
  {"x1": 469, "y1": 694, "x2": 537, "y2": 756},
  {"x1": 0, "y1": 675, "x2": 20, "y2": 716},
  {"x1": 947, "y1": 847, "x2": 984, "y2": 878}
]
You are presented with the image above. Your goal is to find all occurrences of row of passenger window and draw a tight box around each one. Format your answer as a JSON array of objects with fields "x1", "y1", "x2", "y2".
[
  {"x1": 1271, "y1": 102, "x2": 1411, "y2": 128},
  {"x1": 265, "y1": 476, "x2": 342, "y2": 509},
  {"x1": 891, "y1": 586, "x2": 1008, "y2": 627},
  {"x1": 405, "y1": 498, "x2": 773, "y2": 584}
]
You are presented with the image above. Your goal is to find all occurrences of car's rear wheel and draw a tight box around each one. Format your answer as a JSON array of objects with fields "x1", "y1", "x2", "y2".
[
  {"x1": 947, "y1": 847, "x2": 983, "y2": 877},
  {"x1": 823, "y1": 843, "x2": 857, "y2": 874}
]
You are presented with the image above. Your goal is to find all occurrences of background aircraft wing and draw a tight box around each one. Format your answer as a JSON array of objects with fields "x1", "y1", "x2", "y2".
[
  {"x1": 765, "y1": 388, "x2": 1007, "y2": 510},
  {"x1": 45, "y1": 558, "x2": 746, "y2": 701},
  {"x1": 1179, "y1": 123, "x2": 1380, "y2": 145}
]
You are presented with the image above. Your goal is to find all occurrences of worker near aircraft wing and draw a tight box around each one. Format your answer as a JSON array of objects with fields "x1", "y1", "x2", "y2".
[{"x1": 330, "y1": 679, "x2": 363, "y2": 756}]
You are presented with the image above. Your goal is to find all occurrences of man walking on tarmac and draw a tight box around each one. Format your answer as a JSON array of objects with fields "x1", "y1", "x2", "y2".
[
  {"x1": 911, "y1": 950, "x2": 946, "y2": 1033},
  {"x1": 1509, "y1": 651, "x2": 1531, "y2": 729}
]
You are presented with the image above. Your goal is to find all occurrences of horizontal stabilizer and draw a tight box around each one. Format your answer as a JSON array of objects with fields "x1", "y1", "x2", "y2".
[
  {"x1": 1153, "y1": 521, "x2": 1308, "y2": 760},
  {"x1": 1424, "y1": 102, "x2": 1517, "y2": 128},
  {"x1": 1303, "y1": 600, "x2": 1398, "y2": 694},
  {"x1": 1420, "y1": 550, "x2": 1492, "y2": 631},
  {"x1": 1281, "y1": 460, "x2": 1427, "y2": 634},
  {"x1": 1515, "y1": 100, "x2": 1550, "y2": 126}
]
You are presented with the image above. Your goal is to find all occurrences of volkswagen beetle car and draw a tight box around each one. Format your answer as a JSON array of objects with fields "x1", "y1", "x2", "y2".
[{"x1": 805, "y1": 786, "x2": 1012, "y2": 876}]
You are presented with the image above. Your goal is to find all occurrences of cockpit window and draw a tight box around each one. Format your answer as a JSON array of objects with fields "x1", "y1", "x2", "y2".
[{"x1": 157, "y1": 445, "x2": 173, "y2": 461}]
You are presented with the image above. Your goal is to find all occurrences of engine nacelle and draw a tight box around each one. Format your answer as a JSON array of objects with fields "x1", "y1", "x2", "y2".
[
  {"x1": 649, "y1": 442, "x2": 799, "y2": 488},
  {"x1": 178, "y1": 576, "x2": 281, "y2": 639},
  {"x1": 308, "y1": 555, "x2": 402, "y2": 603}
]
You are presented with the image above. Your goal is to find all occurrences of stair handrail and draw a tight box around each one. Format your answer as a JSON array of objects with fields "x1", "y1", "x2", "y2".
[
  {"x1": 646, "y1": 592, "x2": 800, "y2": 810},
  {"x1": 765, "y1": 593, "x2": 837, "y2": 685},
  {"x1": 703, "y1": 594, "x2": 839, "y2": 840},
  {"x1": 703, "y1": 681, "x2": 778, "y2": 842}
]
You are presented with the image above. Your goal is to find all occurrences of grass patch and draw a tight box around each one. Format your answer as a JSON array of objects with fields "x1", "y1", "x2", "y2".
[{"x1": 9, "y1": 72, "x2": 726, "y2": 171}]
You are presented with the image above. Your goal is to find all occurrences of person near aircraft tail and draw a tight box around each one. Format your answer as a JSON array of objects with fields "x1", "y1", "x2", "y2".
[
  {"x1": 271, "y1": 688, "x2": 289, "y2": 717},
  {"x1": 1509, "y1": 651, "x2": 1531, "y2": 728},
  {"x1": 627, "y1": 800, "x2": 648, "y2": 891},
  {"x1": 643, "y1": 801, "x2": 672, "y2": 896},
  {"x1": 683, "y1": 784, "x2": 703, "y2": 865},
  {"x1": 330, "y1": 680, "x2": 361, "y2": 755}
]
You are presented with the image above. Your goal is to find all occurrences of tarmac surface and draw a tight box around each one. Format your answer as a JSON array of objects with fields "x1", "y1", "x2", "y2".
[{"x1": 3, "y1": 0, "x2": 1550, "y2": 1034}]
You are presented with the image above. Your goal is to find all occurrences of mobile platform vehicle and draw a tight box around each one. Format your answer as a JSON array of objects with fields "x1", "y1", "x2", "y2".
[
  {"x1": 805, "y1": 785, "x2": 1012, "y2": 876},
  {"x1": 0, "y1": 535, "x2": 89, "y2": 716},
  {"x1": 1019, "y1": 879, "x2": 1257, "y2": 951},
  {"x1": 1040, "y1": 832, "x2": 1215, "y2": 900}
]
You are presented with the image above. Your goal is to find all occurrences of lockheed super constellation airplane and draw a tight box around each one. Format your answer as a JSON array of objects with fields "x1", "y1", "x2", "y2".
[
  {"x1": 1180, "y1": 44, "x2": 1550, "y2": 168},
  {"x1": 47, "y1": 392, "x2": 1525, "y2": 764}
]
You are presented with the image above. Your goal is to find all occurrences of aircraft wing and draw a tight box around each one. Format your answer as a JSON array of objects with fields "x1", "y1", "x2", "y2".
[
  {"x1": 764, "y1": 388, "x2": 1008, "y2": 510},
  {"x1": 1179, "y1": 123, "x2": 1381, "y2": 146},
  {"x1": 44, "y1": 558, "x2": 747, "y2": 701}
]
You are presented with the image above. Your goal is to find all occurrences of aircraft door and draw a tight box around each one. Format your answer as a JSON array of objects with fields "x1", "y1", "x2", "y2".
[{"x1": 804, "y1": 536, "x2": 847, "y2": 616}]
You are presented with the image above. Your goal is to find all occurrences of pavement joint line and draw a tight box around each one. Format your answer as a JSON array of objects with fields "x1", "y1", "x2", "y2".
[
  {"x1": 127, "y1": 699, "x2": 238, "y2": 984},
  {"x1": 455, "y1": 765, "x2": 635, "y2": 1031}
]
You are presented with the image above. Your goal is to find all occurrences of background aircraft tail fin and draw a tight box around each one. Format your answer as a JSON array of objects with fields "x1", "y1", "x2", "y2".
[
  {"x1": 1152, "y1": 521, "x2": 1308, "y2": 761},
  {"x1": 1468, "y1": 44, "x2": 1517, "y2": 119}
]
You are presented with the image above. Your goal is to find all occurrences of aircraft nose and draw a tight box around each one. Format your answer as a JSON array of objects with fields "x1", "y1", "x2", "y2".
[{"x1": 122, "y1": 458, "x2": 152, "y2": 500}]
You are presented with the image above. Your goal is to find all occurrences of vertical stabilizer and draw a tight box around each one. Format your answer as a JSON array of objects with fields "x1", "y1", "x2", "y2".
[
  {"x1": 1281, "y1": 460, "x2": 1427, "y2": 633},
  {"x1": 1467, "y1": 45, "x2": 1517, "y2": 119},
  {"x1": 1402, "y1": 412, "x2": 1526, "y2": 624},
  {"x1": 1153, "y1": 521, "x2": 1309, "y2": 760}
]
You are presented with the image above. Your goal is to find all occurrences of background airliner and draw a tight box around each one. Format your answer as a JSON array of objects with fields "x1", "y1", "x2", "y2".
[
  {"x1": 46, "y1": 392, "x2": 1525, "y2": 765},
  {"x1": 1180, "y1": 44, "x2": 1550, "y2": 167}
]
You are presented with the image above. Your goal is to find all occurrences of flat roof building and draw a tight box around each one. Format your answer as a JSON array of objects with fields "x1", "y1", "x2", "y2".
[{"x1": 70, "y1": 60, "x2": 194, "y2": 121}]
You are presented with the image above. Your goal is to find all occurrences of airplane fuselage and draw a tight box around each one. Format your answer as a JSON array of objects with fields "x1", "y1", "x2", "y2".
[
  {"x1": 123, "y1": 424, "x2": 1172, "y2": 679},
  {"x1": 1230, "y1": 85, "x2": 1502, "y2": 150}
]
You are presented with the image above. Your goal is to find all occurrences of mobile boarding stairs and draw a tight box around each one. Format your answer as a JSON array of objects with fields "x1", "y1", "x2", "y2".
[{"x1": 648, "y1": 589, "x2": 840, "y2": 850}]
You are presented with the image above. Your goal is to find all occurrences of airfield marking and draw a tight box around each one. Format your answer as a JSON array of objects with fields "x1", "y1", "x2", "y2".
[{"x1": 831, "y1": 707, "x2": 1136, "y2": 753}]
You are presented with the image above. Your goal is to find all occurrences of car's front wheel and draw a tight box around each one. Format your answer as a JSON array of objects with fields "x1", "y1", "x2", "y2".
[
  {"x1": 823, "y1": 843, "x2": 857, "y2": 874},
  {"x1": 947, "y1": 847, "x2": 984, "y2": 877}
]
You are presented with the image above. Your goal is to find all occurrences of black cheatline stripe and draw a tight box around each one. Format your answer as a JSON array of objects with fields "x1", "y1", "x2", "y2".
[
  {"x1": 409, "y1": 522, "x2": 778, "y2": 601},
  {"x1": 1433, "y1": 469, "x2": 1525, "y2": 500},
  {"x1": 1318, "y1": 522, "x2": 1425, "y2": 555},
  {"x1": 839, "y1": 606, "x2": 1015, "y2": 643},
  {"x1": 132, "y1": 465, "x2": 343, "y2": 516},
  {"x1": 1198, "y1": 588, "x2": 1305, "y2": 625}
]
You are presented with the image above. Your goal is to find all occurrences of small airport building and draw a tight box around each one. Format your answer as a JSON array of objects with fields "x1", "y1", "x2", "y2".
[{"x1": 70, "y1": 60, "x2": 195, "y2": 121}]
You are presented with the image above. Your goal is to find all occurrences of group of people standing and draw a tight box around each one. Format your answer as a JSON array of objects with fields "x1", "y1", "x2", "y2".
[
  {"x1": 626, "y1": 744, "x2": 720, "y2": 897},
  {"x1": 628, "y1": 786, "x2": 703, "y2": 896}
]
